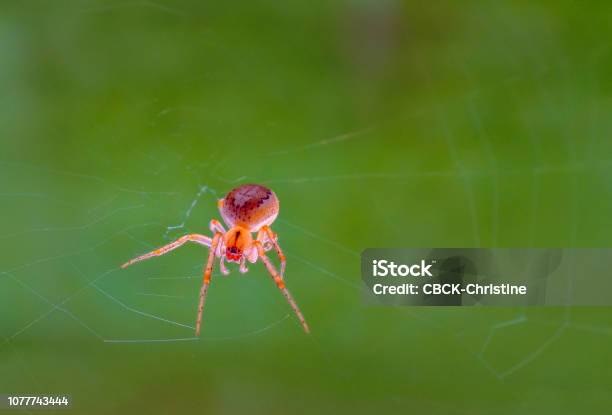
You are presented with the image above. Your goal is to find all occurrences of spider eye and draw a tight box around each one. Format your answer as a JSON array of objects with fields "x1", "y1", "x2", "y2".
[{"x1": 226, "y1": 246, "x2": 242, "y2": 262}]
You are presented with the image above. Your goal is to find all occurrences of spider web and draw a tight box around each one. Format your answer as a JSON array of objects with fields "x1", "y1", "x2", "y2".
[
  {"x1": 2, "y1": 120, "x2": 610, "y2": 381},
  {"x1": 1, "y1": 123, "x2": 610, "y2": 415}
]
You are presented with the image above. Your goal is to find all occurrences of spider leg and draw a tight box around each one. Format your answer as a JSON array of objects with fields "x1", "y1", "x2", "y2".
[
  {"x1": 209, "y1": 219, "x2": 226, "y2": 234},
  {"x1": 258, "y1": 226, "x2": 286, "y2": 278},
  {"x1": 196, "y1": 232, "x2": 222, "y2": 336},
  {"x1": 239, "y1": 256, "x2": 248, "y2": 273},
  {"x1": 219, "y1": 256, "x2": 230, "y2": 275},
  {"x1": 121, "y1": 234, "x2": 212, "y2": 268},
  {"x1": 253, "y1": 241, "x2": 310, "y2": 333}
]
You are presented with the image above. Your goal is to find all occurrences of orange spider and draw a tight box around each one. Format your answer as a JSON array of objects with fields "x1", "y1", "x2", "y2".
[{"x1": 121, "y1": 184, "x2": 309, "y2": 336}]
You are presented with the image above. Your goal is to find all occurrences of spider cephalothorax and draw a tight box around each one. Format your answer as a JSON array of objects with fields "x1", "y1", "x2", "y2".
[
  {"x1": 121, "y1": 183, "x2": 309, "y2": 336},
  {"x1": 223, "y1": 226, "x2": 252, "y2": 262}
]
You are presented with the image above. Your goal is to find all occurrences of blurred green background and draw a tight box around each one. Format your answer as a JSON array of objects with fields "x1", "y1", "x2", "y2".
[{"x1": 1, "y1": 0, "x2": 611, "y2": 414}]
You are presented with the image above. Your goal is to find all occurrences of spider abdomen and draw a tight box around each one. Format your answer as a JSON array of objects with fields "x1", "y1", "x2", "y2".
[{"x1": 219, "y1": 184, "x2": 279, "y2": 231}]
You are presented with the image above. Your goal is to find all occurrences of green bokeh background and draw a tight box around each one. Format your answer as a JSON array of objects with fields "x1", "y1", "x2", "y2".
[{"x1": 1, "y1": 1, "x2": 611, "y2": 414}]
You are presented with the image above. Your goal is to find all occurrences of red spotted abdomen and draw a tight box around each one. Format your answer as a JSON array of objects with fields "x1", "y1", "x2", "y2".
[{"x1": 219, "y1": 184, "x2": 279, "y2": 231}]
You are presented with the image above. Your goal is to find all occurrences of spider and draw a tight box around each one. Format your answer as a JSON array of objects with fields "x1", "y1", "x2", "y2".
[{"x1": 121, "y1": 183, "x2": 310, "y2": 336}]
